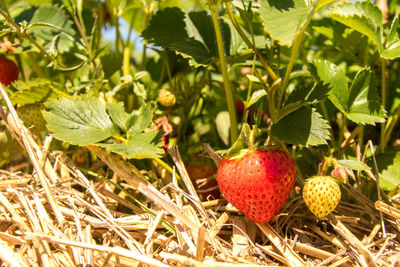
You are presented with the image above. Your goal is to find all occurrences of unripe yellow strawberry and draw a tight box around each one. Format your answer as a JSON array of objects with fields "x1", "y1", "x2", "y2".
[
  {"x1": 303, "y1": 176, "x2": 341, "y2": 217},
  {"x1": 158, "y1": 89, "x2": 176, "y2": 107}
]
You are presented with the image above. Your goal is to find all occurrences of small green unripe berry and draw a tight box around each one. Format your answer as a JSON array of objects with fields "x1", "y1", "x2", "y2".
[
  {"x1": 158, "y1": 89, "x2": 176, "y2": 107},
  {"x1": 17, "y1": 104, "x2": 46, "y2": 136}
]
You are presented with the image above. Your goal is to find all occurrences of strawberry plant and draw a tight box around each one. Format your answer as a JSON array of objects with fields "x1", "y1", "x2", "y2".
[{"x1": 1, "y1": 0, "x2": 400, "y2": 265}]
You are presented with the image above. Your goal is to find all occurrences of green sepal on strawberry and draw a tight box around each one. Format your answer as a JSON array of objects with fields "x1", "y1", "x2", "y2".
[{"x1": 216, "y1": 124, "x2": 296, "y2": 223}]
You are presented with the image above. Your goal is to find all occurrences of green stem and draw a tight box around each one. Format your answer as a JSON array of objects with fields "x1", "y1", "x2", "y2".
[
  {"x1": 338, "y1": 115, "x2": 347, "y2": 158},
  {"x1": 71, "y1": 10, "x2": 101, "y2": 79},
  {"x1": 140, "y1": 8, "x2": 152, "y2": 70},
  {"x1": 153, "y1": 158, "x2": 181, "y2": 180},
  {"x1": 208, "y1": 0, "x2": 238, "y2": 143},
  {"x1": 379, "y1": 58, "x2": 387, "y2": 153},
  {"x1": 123, "y1": 46, "x2": 130, "y2": 76},
  {"x1": 381, "y1": 104, "x2": 400, "y2": 151},
  {"x1": 320, "y1": 101, "x2": 338, "y2": 151},
  {"x1": 0, "y1": 8, "x2": 65, "y2": 67},
  {"x1": 225, "y1": 2, "x2": 278, "y2": 82},
  {"x1": 125, "y1": 8, "x2": 138, "y2": 47},
  {"x1": 278, "y1": 1, "x2": 318, "y2": 110},
  {"x1": 161, "y1": 54, "x2": 173, "y2": 89},
  {"x1": 112, "y1": 134, "x2": 128, "y2": 143},
  {"x1": 241, "y1": 54, "x2": 258, "y2": 125},
  {"x1": 358, "y1": 125, "x2": 364, "y2": 148},
  {"x1": 245, "y1": 53, "x2": 257, "y2": 102},
  {"x1": 113, "y1": 7, "x2": 121, "y2": 59},
  {"x1": 25, "y1": 53, "x2": 44, "y2": 78}
]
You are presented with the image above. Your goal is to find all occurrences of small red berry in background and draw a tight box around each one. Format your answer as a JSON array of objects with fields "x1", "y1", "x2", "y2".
[
  {"x1": 187, "y1": 164, "x2": 220, "y2": 201},
  {"x1": 0, "y1": 55, "x2": 19, "y2": 87}
]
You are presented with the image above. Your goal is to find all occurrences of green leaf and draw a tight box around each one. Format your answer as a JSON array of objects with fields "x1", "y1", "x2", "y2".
[
  {"x1": 271, "y1": 107, "x2": 331, "y2": 146},
  {"x1": 141, "y1": 8, "x2": 230, "y2": 66},
  {"x1": 277, "y1": 101, "x2": 306, "y2": 122},
  {"x1": 187, "y1": 11, "x2": 218, "y2": 57},
  {"x1": 346, "y1": 68, "x2": 386, "y2": 125},
  {"x1": 312, "y1": 60, "x2": 348, "y2": 114},
  {"x1": 386, "y1": 16, "x2": 400, "y2": 48},
  {"x1": 25, "y1": 0, "x2": 52, "y2": 4},
  {"x1": 106, "y1": 102, "x2": 131, "y2": 133},
  {"x1": 134, "y1": 71, "x2": 148, "y2": 80},
  {"x1": 380, "y1": 16, "x2": 400, "y2": 59},
  {"x1": 337, "y1": 159, "x2": 370, "y2": 171},
  {"x1": 106, "y1": 102, "x2": 152, "y2": 135},
  {"x1": 44, "y1": 97, "x2": 163, "y2": 159},
  {"x1": 328, "y1": 1, "x2": 383, "y2": 49},
  {"x1": 126, "y1": 104, "x2": 152, "y2": 136},
  {"x1": 246, "y1": 74, "x2": 261, "y2": 83},
  {"x1": 9, "y1": 79, "x2": 61, "y2": 105},
  {"x1": 271, "y1": 107, "x2": 330, "y2": 145},
  {"x1": 286, "y1": 81, "x2": 332, "y2": 104},
  {"x1": 98, "y1": 131, "x2": 164, "y2": 159},
  {"x1": 216, "y1": 111, "x2": 230, "y2": 146},
  {"x1": 29, "y1": 5, "x2": 76, "y2": 53},
  {"x1": 316, "y1": 0, "x2": 337, "y2": 10},
  {"x1": 313, "y1": 60, "x2": 386, "y2": 125},
  {"x1": 246, "y1": 89, "x2": 267, "y2": 108},
  {"x1": 43, "y1": 97, "x2": 118, "y2": 146},
  {"x1": 368, "y1": 152, "x2": 400, "y2": 191},
  {"x1": 133, "y1": 82, "x2": 148, "y2": 101},
  {"x1": 99, "y1": 47, "x2": 122, "y2": 78},
  {"x1": 259, "y1": 0, "x2": 312, "y2": 46}
]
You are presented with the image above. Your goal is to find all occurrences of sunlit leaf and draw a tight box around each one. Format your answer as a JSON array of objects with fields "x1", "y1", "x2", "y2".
[
  {"x1": 337, "y1": 159, "x2": 370, "y2": 171},
  {"x1": 313, "y1": 59, "x2": 348, "y2": 114},
  {"x1": 313, "y1": 60, "x2": 386, "y2": 125},
  {"x1": 141, "y1": 7, "x2": 231, "y2": 66},
  {"x1": 368, "y1": 152, "x2": 400, "y2": 191},
  {"x1": 98, "y1": 131, "x2": 164, "y2": 159},
  {"x1": 381, "y1": 16, "x2": 400, "y2": 59},
  {"x1": 328, "y1": 1, "x2": 383, "y2": 49},
  {"x1": 259, "y1": 0, "x2": 312, "y2": 46},
  {"x1": 44, "y1": 96, "x2": 118, "y2": 145},
  {"x1": 29, "y1": 5, "x2": 77, "y2": 53},
  {"x1": 9, "y1": 79, "x2": 61, "y2": 105}
]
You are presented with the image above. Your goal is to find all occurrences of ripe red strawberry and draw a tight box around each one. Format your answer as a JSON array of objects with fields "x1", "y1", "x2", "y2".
[
  {"x1": 234, "y1": 98, "x2": 246, "y2": 114},
  {"x1": 187, "y1": 165, "x2": 220, "y2": 201},
  {"x1": 217, "y1": 148, "x2": 296, "y2": 223},
  {"x1": 235, "y1": 98, "x2": 267, "y2": 122},
  {"x1": 0, "y1": 56, "x2": 18, "y2": 86}
]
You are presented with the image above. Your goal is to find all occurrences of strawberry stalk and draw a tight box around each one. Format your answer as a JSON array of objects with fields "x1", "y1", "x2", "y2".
[
  {"x1": 277, "y1": 1, "x2": 318, "y2": 114},
  {"x1": 207, "y1": 0, "x2": 238, "y2": 144}
]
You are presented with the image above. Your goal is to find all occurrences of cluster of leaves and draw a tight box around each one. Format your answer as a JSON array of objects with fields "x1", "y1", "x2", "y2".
[{"x1": 0, "y1": 0, "x2": 400, "y2": 195}]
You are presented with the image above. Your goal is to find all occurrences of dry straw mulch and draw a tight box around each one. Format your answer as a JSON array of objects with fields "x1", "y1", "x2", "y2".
[{"x1": 0, "y1": 84, "x2": 399, "y2": 267}]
